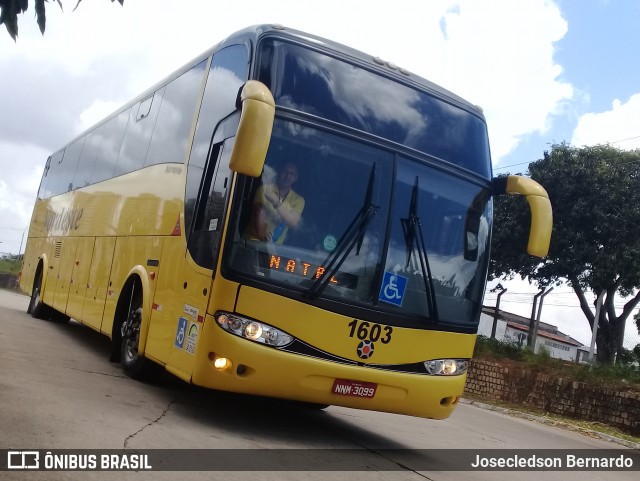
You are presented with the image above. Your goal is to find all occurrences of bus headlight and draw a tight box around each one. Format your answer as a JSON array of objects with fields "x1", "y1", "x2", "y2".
[
  {"x1": 244, "y1": 322, "x2": 263, "y2": 340},
  {"x1": 216, "y1": 312, "x2": 294, "y2": 347},
  {"x1": 424, "y1": 359, "x2": 469, "y2": 376}
]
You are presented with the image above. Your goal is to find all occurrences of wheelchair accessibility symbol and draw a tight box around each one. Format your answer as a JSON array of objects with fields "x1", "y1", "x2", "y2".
[
  {"x1": 174, "y1": 317, "x2": 188, "y2": 349},
  {"x1": 379, "y1": 272, "x2": 408, "y2": 307}
]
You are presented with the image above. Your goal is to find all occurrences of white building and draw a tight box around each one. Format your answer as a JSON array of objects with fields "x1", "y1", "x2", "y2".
[{"x1": 479, "y1": 306, "x2": 584, "y2": 362}]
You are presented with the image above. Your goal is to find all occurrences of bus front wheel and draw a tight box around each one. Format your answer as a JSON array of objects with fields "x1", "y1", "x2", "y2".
[{"x1": 120, "y1": 287, "x2": 152, "y2": 379}]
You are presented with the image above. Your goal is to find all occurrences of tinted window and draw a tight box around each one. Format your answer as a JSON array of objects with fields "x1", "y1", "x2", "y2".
[
  {"x1": 46, "y1": 138, "x2": 83, "y2": 196},
  {"x1": 145, "y1": 61, "x2": 207, "y2": 167},
  {"x1": 38, "y1": 151, "x2": 62, "y2": 198},
  {"x1": 185, "y1": 45, "x2": 249, "y2": 240},
  {"x1": 62, "y1": 137, "x2": 85, "y2": 191},
  {"x1": 114, "y1": 88, "x2": 165, "y2": 176},
  {"x1": 74, "y1": 128, "x2": 101, "y2": 188},
  {"x1": 258, "y1": 40, "x2": 491, "y2": 178},
  {"x1": 188, "y1": 140, "x2": 233, "y2": 269},
  {"x1": 87, "y1": 108, "x2": 131, "y2": 184}
]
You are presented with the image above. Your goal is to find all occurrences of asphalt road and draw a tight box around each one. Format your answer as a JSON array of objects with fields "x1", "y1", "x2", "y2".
[{"x1": 0, "y1": 288, "x2": 637, "y2": 481}]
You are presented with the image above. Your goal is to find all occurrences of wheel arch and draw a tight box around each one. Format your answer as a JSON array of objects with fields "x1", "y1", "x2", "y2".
[
  {"x1": 111, "y1": 266, "x2": 153, "y2": 359},
  {"x1": 27, "y1": 256, "x2": 49, "y2": 317},
  {"x1": 35, "y1": 255, "x2": 49, "y2": 296}
]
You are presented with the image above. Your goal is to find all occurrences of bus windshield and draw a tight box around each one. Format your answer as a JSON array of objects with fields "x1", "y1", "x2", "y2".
[
  {"x1": 257, "y1": 39, "x2": 491, "y2": 179},
  {"x1": 225, "y1": 120, "x2": 492, "y2": 329}
]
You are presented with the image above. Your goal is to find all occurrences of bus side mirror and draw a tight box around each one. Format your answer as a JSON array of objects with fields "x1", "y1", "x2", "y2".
[
  {"x1": 492, "y1": 175, "x2": 553, "y2": 257},
  {"x1": 229, "y1": 81, "x2": 276, "y2": 177}
]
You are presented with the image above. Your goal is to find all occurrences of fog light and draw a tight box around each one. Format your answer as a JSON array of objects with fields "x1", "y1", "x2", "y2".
[{"x1": 214, "y1": 357, "x2": 231, "y2": 370}]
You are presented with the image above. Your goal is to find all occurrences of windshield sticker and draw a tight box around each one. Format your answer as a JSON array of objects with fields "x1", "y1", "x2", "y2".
[
  {"x1": 323, "y1": 235, "x2": 337, "y2": 252},
  {"x1": 379, "y1": 272, "x2": 407, "y2": 306}
]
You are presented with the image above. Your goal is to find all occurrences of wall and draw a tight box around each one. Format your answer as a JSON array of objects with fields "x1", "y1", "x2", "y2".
[
  {"x1": 0, "y1": 273, "x2": 18, "y2": 290},
  {"x1": 465, "y1": 359, "x2": 640, "y2": 436}
]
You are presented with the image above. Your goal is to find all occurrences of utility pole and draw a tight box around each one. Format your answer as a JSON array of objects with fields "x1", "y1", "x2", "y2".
[
  {"x1": 18, "y1": 230, "x2": 25, "y2": 257},
  {"x1": 589, "y1": 291, "x2": 605, "y2": 363},
  {"x1": 527, "y1": 287, "x2": 553, "y2": 348},
  {"x1": 490, "y1": 284, "x2": 507, "y2": 339},
  {"x1": 527, "y1": 289, "x2": 544, "y2": 348},
  {"x1": 530, "y1": 287, "x2": 553, "y2": 349}
]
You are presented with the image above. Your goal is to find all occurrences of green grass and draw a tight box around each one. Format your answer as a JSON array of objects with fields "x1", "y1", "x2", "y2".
[
  {"x1": 0, "y1": 257, "x2": 21, "y2": 275},
  {"x1": 473, "y1": 335, "x2": 640, "y2": 388}
]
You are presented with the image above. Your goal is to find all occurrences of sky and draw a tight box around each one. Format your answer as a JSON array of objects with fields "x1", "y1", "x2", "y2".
[{"x1": 1, "y1": 0, "x2": 639, "y2": 348}]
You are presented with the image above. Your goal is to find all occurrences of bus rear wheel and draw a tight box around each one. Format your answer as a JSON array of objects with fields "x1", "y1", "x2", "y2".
[{"x1": 28, "y1": 269, "x2": 50, "y2": 320}]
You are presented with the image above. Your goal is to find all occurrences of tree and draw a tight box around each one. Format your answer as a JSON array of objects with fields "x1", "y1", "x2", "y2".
[
  {"x1": 0, "y1": 0, "x2": 123, "y2": 40},
  {"x1": 491, "y1": 143, "x2": 640, "y2": 364}
]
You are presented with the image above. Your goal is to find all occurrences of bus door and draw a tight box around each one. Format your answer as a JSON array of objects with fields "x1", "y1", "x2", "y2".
[
  {"x1": 152, "y1": 44, "x2": 249, "y2": 379},
  {"x1": 158, "y1": 138, "x2": 234, "y2": 381}
]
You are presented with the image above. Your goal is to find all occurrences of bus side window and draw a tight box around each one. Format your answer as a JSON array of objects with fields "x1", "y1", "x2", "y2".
[
  {"x1": 38, "y1": 155, "x2": 54, "y2": 199},
  {"x1": 188, "y1": 141, "x2": 233, "y2": 270},
  {"x1": 62, "y1": 137, "x2": 85, "y2": 192},
  {"x1": 145, "y1": 60, "x2": 207, "y2": 168},
  {"x1": 185, "y1": 44, "x2": 249, "y2": 241},
  {"x1": 113, "y1": 88, "x2": 165, "y2": 178},
  {"x1": 137, "y1": 95, "x2": 153, "y2": 120},
  {"x1": 87, "y1": 108, "x2": 130, "y2": 185},
  {"x1": 41, "y1": 150, "x2": 66, "y2": 198}
]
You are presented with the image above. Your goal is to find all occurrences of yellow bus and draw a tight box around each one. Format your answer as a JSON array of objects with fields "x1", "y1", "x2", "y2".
[{"x1": 20, "y1": 25, "x2": 551, "y2": 419}]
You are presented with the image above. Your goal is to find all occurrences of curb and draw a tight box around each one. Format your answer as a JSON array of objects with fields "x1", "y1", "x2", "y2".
[{"x1": 461, "y1": 398, "x2": 640, "y2": 450}]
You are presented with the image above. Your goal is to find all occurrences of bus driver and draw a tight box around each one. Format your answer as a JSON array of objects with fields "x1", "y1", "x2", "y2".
[{"x1": 244, "y1": 162, "x2": 305, "y2": 244}]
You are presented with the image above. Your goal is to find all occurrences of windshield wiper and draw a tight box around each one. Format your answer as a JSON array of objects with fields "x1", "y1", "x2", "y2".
[
  {"x1": 401, "y1": 176, "x2": 439, "y2": 324},
  {"x1": 307, "y1": 163, "x2": 379, "y2": 300}
]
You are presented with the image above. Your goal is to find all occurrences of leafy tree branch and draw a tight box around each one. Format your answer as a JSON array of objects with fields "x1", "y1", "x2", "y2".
[
  {"x1": 0, "y1": 0, "x2": 123, "y2": 40},
  {"x1": 491, "y1": 143, "x2": 640, "y2": 363}
]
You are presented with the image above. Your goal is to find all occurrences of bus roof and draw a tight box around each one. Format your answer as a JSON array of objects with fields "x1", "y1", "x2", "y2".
[{"x1": 54, "y1": 24, "x2": 485, "y2": 156}]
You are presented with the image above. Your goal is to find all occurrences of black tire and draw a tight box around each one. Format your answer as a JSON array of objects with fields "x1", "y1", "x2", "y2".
[
  {"x1": 28, "y1": 269, "x2": 51, "y2": 320},
  {"x1": 120, "y1": 283, "x2": 153, "y2": 379}
]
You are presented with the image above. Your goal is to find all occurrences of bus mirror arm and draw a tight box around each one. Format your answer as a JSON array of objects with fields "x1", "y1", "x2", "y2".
[
  {"x1": 492, "y1": 175, "x2": 552, "y2": 258},
  {"x1": 229, "y1": 81, "x2": 276, "y2": 178}
]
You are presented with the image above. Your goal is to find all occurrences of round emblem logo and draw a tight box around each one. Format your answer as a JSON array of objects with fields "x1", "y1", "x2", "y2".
[
  {"x1": 357, "y1": 340, "x2": 375, "y2": 360},
  {"x1": 323, "y1": 235, "x2": 337, "y2": 252}
]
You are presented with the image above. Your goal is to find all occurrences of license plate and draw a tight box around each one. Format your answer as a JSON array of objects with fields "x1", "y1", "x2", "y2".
[{"x1": 331, "y1": 379, "x2": 377, "y2": 398}]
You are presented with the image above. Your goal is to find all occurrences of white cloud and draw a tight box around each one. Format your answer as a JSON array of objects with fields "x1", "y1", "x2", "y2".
[
  {"x1": 0, "y1": 142, "x2": 46, "y2": 254},
  {"x1": 571, "y1": 93, "x2": 640, "y2": 149},
  {"x1": 436, "y1": 0, "x2": 573, "y2": 162}
]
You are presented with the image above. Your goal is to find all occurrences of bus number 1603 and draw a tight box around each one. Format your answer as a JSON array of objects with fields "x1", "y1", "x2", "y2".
[{"x1": 348, "y1": 320, "x2": 392, "y2": 344}]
